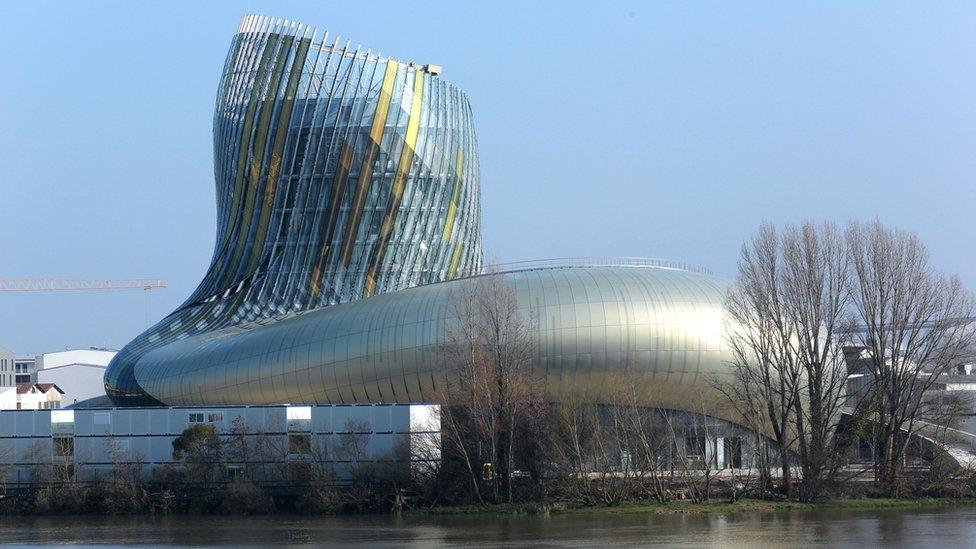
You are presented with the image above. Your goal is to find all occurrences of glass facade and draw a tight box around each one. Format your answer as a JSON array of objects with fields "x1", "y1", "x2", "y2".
[
  {"x1": 105, "y1": 15, "x2": 734, "y2": 414},
  {"x1": 106, "y1": 15, "x2": 481, "y2": 404}
]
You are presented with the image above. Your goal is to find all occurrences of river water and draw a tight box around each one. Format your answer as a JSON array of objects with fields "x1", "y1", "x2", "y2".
[{"x1": 0, "y1": 506, "x2": 972, "y2": 547}]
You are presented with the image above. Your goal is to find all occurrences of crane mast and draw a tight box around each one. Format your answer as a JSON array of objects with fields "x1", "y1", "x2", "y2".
[{"x1": 0, "y1": 279, "x2": 165, "y2": 292}]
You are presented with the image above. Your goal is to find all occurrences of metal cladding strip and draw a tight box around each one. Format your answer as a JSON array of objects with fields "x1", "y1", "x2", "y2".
[
  {"x1": 312, "y1": 49, "x2": 370, "y2": 308},
  {"x1": 213, "y1": 21, "x2": 254, "y2": 237},
  {"x1": 339, "y1": 60, "x2": 400, "y2": 266},
  {"x1": 223, "y1": 33, "x2": 295, "y2": 289},
  {"x1": 386, "y1": 76, "x2": 431, "y2": 292},
  {"x1": 189, "y1": 25, "x2": 280, "y2": 305},
  {"x1": 263, "y1": 27, "x2": 323, "y2": 305},
  {"x1": 246, "y1": 36, "x2": 312, "y2": 275},
  {"x1": 431, "y1": 88, "x2": 462, "y2": 281},
  {"x1": 400, "y1": 103, "x2": 436, "y2": 289},
  {"x1": 210, "y1": 25, "x2": 284, "y2": 293},
  {"x1": 401, "y1": 75, "x2": 442, "y2": 289},
  {"x1": 343, "y1": 63, "x2": 411, "y2": 297},
  {"x1": 442, "y1": 147, "x2": 465, "y2": 243},
  {"x1": 216, "y1": 19, "x2": 265, "y2": 222},
  {"x1": 363, "y1": 70, "x2": 425, "y2": 298},
  {"x1": 302, "y1": 40, "x2": 359, "y2": 304},
  {"x1": 420, "y1": 85, "x2": 456, "y2": 286},
  {"x1": 321, "y1": 46, "x2": 374, "y2": 304},
  {"x1": 309, "y1": 143, "x2": 354, "y2": 299},
  {"x1": 274, "y1": 33, "x2": 333, "y2": 308},
  {"x1": 308, "y1": 46, "x2": 375, "y2": 304},
  {"x1": 463, "y1": 100, "x2": 483, "y2": 276},
  {"x1": 212, "y1": 32, "x2": 246, "y2": 222},
  {"x1": 447, "y1": 243, "x2": 464, "y2": 278}
]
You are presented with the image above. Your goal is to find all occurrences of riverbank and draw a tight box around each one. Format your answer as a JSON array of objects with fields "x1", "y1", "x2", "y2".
[{"x1": 410, "y1": 497, "x2": 976, "y2": 517}]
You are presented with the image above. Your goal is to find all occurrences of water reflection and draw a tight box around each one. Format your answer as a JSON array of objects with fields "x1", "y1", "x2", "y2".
[{"x1": 0, "y1": 506, "x2": 973, "y2": 548}]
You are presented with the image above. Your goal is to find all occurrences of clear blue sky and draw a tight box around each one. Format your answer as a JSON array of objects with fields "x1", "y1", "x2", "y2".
[{"x1": 2, "y1": 1, "x2": 974, "y2": 354}]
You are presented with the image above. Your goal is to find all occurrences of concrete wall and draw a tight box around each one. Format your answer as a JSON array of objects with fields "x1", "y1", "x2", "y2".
[
  {"x1": 0, "y1": 403, "x2": 440, "y2": 485},
  {"x1": 0, "y1": 387, "x2": 16, "y2": 411},
  {"x1": 0, "y1": 346, "x2": 15, "y2": 388},
  {"x1": 35, "y1": 349, "x2": 116, "y2": 371},
  {"x1": 36, "y1": 364, "x2": 105, "y2": 406}
]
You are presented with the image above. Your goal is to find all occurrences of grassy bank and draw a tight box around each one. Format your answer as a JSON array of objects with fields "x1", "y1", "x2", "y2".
[{"x1": 409, "y1": 497, "x2": 976, "y2": 517}]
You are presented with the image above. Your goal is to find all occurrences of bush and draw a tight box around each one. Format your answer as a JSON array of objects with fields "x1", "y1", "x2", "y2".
[{"x1": 219, "y1": 482, "x2": 271, "y2": 515}]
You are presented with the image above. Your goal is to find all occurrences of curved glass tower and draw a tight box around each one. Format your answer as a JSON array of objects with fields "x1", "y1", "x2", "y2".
[
  {"x1": 106, "y1": 15, "x2": 734, "y2": 415},
  {"x1": 107, "y1": 15, "x2": 481, "y2": 404}
]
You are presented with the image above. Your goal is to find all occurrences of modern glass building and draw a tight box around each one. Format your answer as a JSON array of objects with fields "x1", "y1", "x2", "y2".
[{"x1": 105, "y1": 15, "x2": 734, "y2": 413}]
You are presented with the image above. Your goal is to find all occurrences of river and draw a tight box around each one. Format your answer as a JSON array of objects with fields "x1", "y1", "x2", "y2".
[{"x1": 0, "y1": 506, "x2": 973, "y2": 547}]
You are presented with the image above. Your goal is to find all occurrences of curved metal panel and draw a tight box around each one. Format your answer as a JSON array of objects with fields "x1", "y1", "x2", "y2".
[{"x1": 129, "y1": 267, "x2": 732, "y2": 411}]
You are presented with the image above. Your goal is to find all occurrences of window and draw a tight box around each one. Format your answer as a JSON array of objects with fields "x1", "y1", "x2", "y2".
[
  {"x1": 227, "y1": 464, "x2": 244, "y2": 481},
  {"x1": 288, "y1": 434, "x2": 311, "y2": 455},
  {"x1": 94, "y1": 412, "x2": 111, "y2": 425},
  {"x1": 52, "y1": 410, "x2": 74, "y2": 434},
  {"x1": 287, "y1": 406, "x2": 312, "y2": 432},
  {"x1": 188, "y1": 412, "x2": 205, "y2": 424},
  {"x1": 54, "y1": 436, "x2": 74, "y2": 457},
  {"x1": 685, "y1": 436, "x2": 706, "y2": 460},
  {"x1": 724, "y1": 437, "x2": 743, "y2": 469},
  {"x1": 207, "y1": 412, "x2": 224, "y2": 424},
  {"x1": 858, "y1": 437, "x2": 873, "y2": 460}
]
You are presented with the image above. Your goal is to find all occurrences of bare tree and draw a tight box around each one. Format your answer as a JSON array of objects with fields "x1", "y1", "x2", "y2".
[
  {"x1": 724, "y1": 221, "x2": 853, "y2": 500},
  {"x1": 437, "y1": 270, "x2": 539, "y2": 504},
  {"x1": 547, "y1": 389, "x2": 602, "y2": 505},
  {"x1": 781, "y1": 222, "x2": 853, "y2": 499},
  {"x1": 669, "y1": 405, "x2": 718, "y2": 504},
  {"x1": 724, "y1": 223, "x2": 803, "y2": 496},
  {"x1": 609, "y1": 375, "x2": 676, "y2": 504},
  {"x1": 845, "y1": 220, "x2": 976, "y2": 496}
]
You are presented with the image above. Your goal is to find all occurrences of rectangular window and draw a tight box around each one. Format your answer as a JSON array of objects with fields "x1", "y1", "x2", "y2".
[
  {"x1": 288, "y1": 433, "x2": 311, "y2": 455},
  {"x1": 287, "y1": 406, "x2": 312, "y2": 432},
  {"x1": 54, "y1": 436, "x2": 74, "y2": 457},
  {"x1": 724, "y1": 437, "x2": 743, "y2": 469},
  {"x1": 685, "y1": 436, "x2": 706, "y2": 459},
  {"x1": 858, "y1": 437, "x2": 872, "y2": 460},
  {"x1": 207, "y1": 412, "x2": 224, "y2": 424},
  {"x1": 227, "y1": 464, "x2": 244, "y2": 481},
  {"x1": 188, "y1": 412, "x2": 205, "y2": 424},
  {"x1": 94, "y1": 412, "x2": 111, "y2": 425}
]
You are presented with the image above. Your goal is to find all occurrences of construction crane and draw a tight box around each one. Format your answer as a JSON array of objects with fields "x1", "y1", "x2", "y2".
[
  {"x1": 0, "y1": 278, "x2": 166, "y2": 326},
  {"x1": 0, "y1": 278, "x2": 165, "y2": 293}
]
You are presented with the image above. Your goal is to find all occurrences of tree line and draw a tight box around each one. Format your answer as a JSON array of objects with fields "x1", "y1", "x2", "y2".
[
  {"x1": 435, "y1": 221, "x2": 976, "y2": 507},
  {"x1": 2, "y1": 219, "x2": 974, "y2": 514}
]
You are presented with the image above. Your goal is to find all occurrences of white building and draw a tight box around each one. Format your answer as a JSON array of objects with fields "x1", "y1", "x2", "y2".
[
  {"x1": 14, "y1": 357, "x2": 35, "y2": 385},
  {"x1": 0, "y1": 346, "x2": 16, "y2": 389},
  {"x1": 15, "y1": 383, "x2": 63, "y2": 410},
  {"x1": 34, "y1": 348, "x2": 116, "y2": 407},
  {"x1": 0, "y1": 403, "x2": 440, "y2": 485}
]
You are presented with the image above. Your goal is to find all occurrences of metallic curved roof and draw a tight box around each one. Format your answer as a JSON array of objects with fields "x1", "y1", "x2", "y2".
[{"x1": 131, "y1": 265, "x2": 731, "y2": 409}]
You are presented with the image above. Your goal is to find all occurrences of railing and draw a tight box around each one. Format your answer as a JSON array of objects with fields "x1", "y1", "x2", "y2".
[{"x1": 491, "y1": 257, "x2": 714, "y2": 276}]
